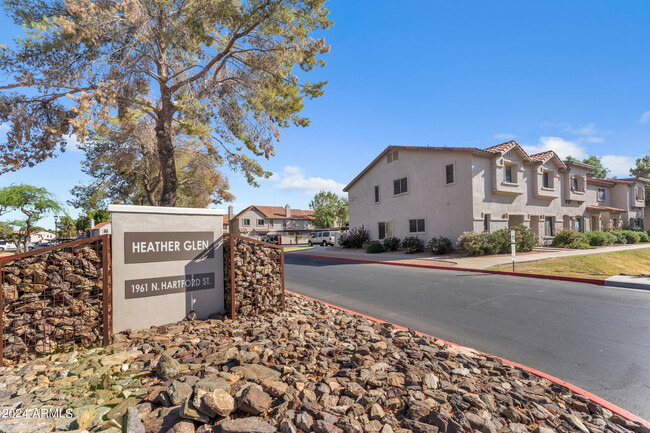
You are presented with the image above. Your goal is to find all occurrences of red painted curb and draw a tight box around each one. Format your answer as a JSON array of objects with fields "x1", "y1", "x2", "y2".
[
  {"x1": 289, "y1": 253, "x2": 606, "y2": 286},
  {"x1": 286, "y1": 290, "x2": 650, "y2": 428}
]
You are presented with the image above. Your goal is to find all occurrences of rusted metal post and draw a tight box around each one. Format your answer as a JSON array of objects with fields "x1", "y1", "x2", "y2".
[
  {"x1": 229, "y1": 235, "x2": 235, "y2": 320},
  {"x1": 0, "y1": 267, "x2": 4, "y2": 367},
  {"x1": 102, "y1": 234, "x2": 113, "y2": 345},
  {"x1": 280, "y1": 250, "x2": 285, "y2": 312}
]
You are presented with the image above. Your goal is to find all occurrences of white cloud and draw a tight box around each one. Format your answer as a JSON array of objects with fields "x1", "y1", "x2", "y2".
[
  {"x1": 601, "y1": 155, "x2": 635, "y2": 177},
  {"x1": 62, "y1": 134, "x2": 82, "y2": 151},
  {"x1": 270, "y1": 166, "x2": 346, "y2": 195},
  {"x1": 640, "y1": 111, "x2": 650, "y2": 124},
  {"x1": 493, "y1": 133, "x2": 516, "y2": 140},
  {"x1": 523, "y1": 136, "x2": 588, "y2": 159}
]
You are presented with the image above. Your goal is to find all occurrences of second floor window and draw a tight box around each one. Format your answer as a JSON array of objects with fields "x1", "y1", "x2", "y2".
[
  {"x1": 572, "y1": 176, "x2": 579, "y2": 191},
  {"x1": 374, "y1": 185, "x2": 380, "y2": 203},
  {"x1": 504, "y1": 165, "x2": 513, "y2": 183},
  {"x1": 243, "y1": 218, "x2": 251, "y2": 226},
  {"x1": 394, "y1": 177, "x2": 408, "y2": 195},
  {"x1": 257, "y1": 219, "x2": 264, "y2": 226},
  {"x1": 445, "y1": 164, "x2": 454, "y2": 184},
  {"x1": 637, "y1": 187, "x2": 645, "y2": 201},
  {"x1": 598, "y1": 188, "x2": 606, "y2": 201}
]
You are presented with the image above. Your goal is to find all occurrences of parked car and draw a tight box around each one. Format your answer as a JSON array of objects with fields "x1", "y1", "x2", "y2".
[
  {"x1": 0, "y1": 240, "x2": 18, "y2": 252},
  {"x1": 35, "y1": 242, "x2": 54, "y2": 249},
  {"x1": 263, "y1": 234, "x2": 279, "y2": 245},
  {"x1": 308, "y1": 231, "x2": 338, "y2": 246}
]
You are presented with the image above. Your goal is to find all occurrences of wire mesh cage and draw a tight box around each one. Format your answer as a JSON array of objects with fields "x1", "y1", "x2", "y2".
[
  {"x1": 224, "y1": 234, "x2": 285, "y2": 320},
  {"x1": 0, "y1": 235, "x2": 112, "y2": 366}
]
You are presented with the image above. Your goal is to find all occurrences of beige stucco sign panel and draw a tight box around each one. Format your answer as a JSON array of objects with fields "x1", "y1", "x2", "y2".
[{"x1": 109, "y1": 205, "x2": 225, "y2": 333}]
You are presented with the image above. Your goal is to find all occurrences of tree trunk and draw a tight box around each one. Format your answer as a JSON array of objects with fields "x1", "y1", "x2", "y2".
[{"x1": 156, "y1": 95, "x2": 178, "y2": 207}]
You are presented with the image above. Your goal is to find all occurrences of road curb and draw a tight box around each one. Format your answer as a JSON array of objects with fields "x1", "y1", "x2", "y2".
[
  {"x1": 288, "y1": 253, "x2": 607, "y2": 286},
  {"x1": 286, "y1": 290, "x2": 650, "y2": 428}
]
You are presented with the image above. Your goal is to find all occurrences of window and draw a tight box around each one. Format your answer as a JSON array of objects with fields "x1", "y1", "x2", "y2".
[
  {"x1": 544, "y1": 217, "x2": 554, "y2": 237},
  {"x1": 483, "y1": 214, "x2": 490, "y2": 232},
  {"x1": 394, "y1": 177, "x2": 408, "y2": 195},
  {"x1": 445, "y1": 164, "x2": 454, "y2": 184},
  {"x1": 387, "y1": 150, "x2": 399, "y2": 163},
  {"x1": 409, "y1": 218, "x2": 425, "y2": 233},
  {"x1": 572, "y1": 176, "x2": 579, "y2": 191},
  {"x1": 243, "y1": 218, "x2": 251, "y2": 226},
  {"x1": 103, "y1": 229, "x2": 108, "y2": 234},
  {"x1": 637, "y1": 187, "x2": 645, "y2": 201},
  {"x1": 283, "y1": 221, "x2": 287, "y2": 227},
  {"x1": 575, "y1": 217, "x2": 583, "y2": 233},
  {"x1": 543, "y1": 172, "x2": 550, "y2": 188},
  {"x1": 378, "y1": 222, "x2": 386, "y2": 240},
  {"x1": 257, "y1": 219, "x2": 264, "y2": 226},
  {"x1": 374, "y1": 185, "x2": 380, "y2": 203},
  {"x1": 504, "y1": 165, "x2": 513, "y2": 183},
  {"x1": 269, "y1": 220, "x2": 274, "y2": 227},
  {"x1": 598, "y1": 188, "x2": 606, "y2": 201}
]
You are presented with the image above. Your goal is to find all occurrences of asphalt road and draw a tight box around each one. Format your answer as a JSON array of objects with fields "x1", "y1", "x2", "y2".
[{"x1": 285, "y1": 253, "x2": 650, "y2": 420}]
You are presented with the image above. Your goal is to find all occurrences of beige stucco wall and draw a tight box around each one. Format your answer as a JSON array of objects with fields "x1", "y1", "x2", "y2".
[
  {"x1": 347, "y1": 150, "x2": 474, "y2": 244},
  {"x1": 233, "y1": 208, "x2": 313, "y2": 239},
  {"x1": 347, "y1": 148, "x2": 646, "y2": 247},
  {"x1": 109, "y1": 205, "x2": 225, "y2": 333},
  {"x1": 471, "y1": 155, "x2": 591, "y2": 242}
]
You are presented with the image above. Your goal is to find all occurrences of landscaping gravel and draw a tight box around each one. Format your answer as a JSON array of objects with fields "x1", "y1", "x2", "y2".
[{"x1": 0, "y1": 293, "x2": 647, "y2": 433}]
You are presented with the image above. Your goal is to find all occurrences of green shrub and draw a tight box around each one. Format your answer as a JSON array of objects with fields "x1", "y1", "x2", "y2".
[
  {"x1": 457, "y1": 231, "x2": 497, "y2": 256},
  {"x1": 585, "y1": 231, "x2": 616, "y2": 246},
  {"x1": 489, "y1": 225, "x2": 538, "y2": 253},
  {"x1": 553, "y1": 230, "x2": 589, "y2": 248},
  {"x1": 383, "y1": 236, "x2": 400, "y2": 251},
  {"x1": 401, "y1": 236, "x2": 424, "y2": 254},
  {"x1": 638, "y1": 231, "x2": 650, "y2": 242},
  {"x1": 366, "y1": 241, "x2": 384, "y2": 254},
  {"x1": 427, "y1": 236, "x2": 452, "y2": 254},
  {"x1": 611, "y1": 231, "x2": 627, "y2": 244},
  {"x1": 621, "y1": 230, "x2": 641, "y2": 244},
  {"x1": 338, "y1": 226, "x2": 370, "y2": 249}
]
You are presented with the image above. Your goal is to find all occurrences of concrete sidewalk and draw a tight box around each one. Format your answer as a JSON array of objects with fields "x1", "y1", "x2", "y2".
[{"x1": 289, "y1": 243, "x2": 650, "y2": 269}]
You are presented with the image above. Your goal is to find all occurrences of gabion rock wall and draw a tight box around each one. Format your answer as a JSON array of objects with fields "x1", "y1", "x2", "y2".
[
  {"x1": 224, "y1": 234, "x2": 284, "y2": 319},
  {"x1": 0, "y1": 237, "x2": 111, "y2": 365}
]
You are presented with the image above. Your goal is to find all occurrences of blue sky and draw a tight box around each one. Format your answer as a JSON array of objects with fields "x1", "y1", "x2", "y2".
[{"x1": 1, "y1": 0, "x2": 650, "y2": 229}]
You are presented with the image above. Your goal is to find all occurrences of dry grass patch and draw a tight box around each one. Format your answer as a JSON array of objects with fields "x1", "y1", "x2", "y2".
[{"x1": 491, "y1": 247, "x2": 650, "y2": 278}]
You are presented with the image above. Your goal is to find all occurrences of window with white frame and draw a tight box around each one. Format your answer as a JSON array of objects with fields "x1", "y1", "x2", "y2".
[
  {"x1": 257, "y1": 219, "x2": 264, "y2": 226},
  {"x1": 393, "y1": 177, "x2": 408, "y2": 195},
  {"x1": 503, "y1": 164, "x2": 517, "y2": 183},
  {"x1": 409, "y1": 218, "x2": 425, "y2": 233}
]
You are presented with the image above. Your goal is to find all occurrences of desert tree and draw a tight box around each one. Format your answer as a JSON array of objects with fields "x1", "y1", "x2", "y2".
[
  {"x1": 309, "y1": 190, "x2": 347, "y2": 228},
  {"x1": 0, "y1": 185, "x2": 62, "y2": 252},
  {"x1": 0, "y1": 0, "x2": 332, "y2": 206}
]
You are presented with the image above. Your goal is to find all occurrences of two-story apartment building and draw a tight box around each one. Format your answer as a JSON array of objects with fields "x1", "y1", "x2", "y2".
[
  {"x1": 228, "y1": 204, "x2": 315, "y2": 241},
  {"x1": 344, "y1": 141, "x2": 647, "y2": 246}
]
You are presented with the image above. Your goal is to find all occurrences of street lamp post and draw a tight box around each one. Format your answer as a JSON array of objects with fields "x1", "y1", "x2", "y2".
[{"x1": 54, "y1": 215, "x2": 59, "y2": 242}]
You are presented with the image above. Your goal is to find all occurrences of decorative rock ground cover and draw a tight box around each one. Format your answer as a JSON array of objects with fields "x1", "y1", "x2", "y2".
[{"x1": 0, "y1": 294, "x2": 647, "y2": 433}]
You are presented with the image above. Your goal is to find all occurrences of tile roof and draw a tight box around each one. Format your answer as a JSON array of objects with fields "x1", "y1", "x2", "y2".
[
  {"x1": 529, "y1": 151, "x2": 567, "y2": 169},
  {"x1": 222, "y1": 215, "x2": 229, "y2": 225},
  {"x1": 232, "y1": 205, "x2": 315, "y2": 221},
  {"x1": 586, "y1": 205, "x2": 626, "y2": 213},
  {"x1": 483, "y1": 141, "x2": 518, "y2": 154},
  {"x1": 93, "y1": 220, "x2": 111, "y2": 230},
  {"x1": 587, "y1": 178, "x2": 633, "y2": 187}
]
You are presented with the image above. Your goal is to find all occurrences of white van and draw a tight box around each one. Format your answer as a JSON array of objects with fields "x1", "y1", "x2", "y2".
[{"x1": 308, "y1": 231, "x2": 338, "y2": 246}]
